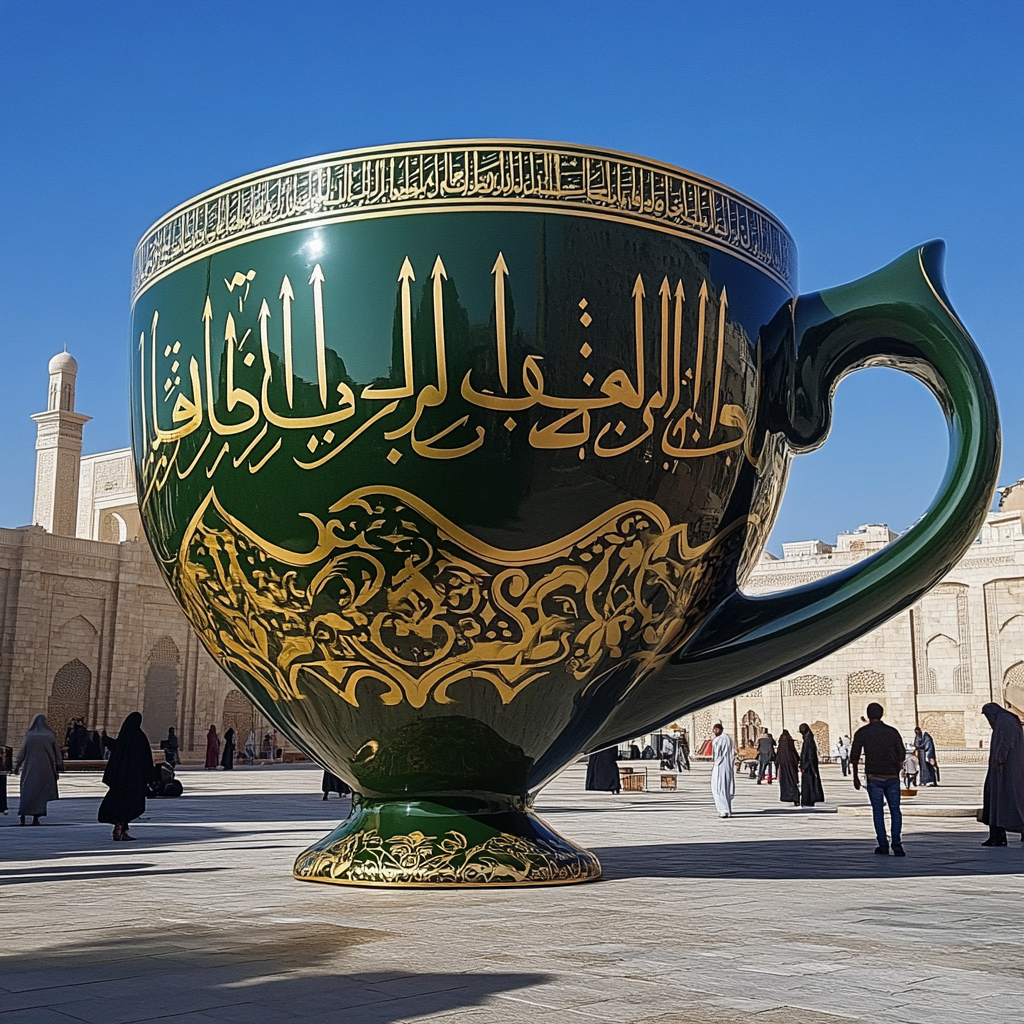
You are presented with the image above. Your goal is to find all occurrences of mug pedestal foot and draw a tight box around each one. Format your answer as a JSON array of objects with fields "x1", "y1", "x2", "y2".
[{"x1": 293, "y1": 796, "x2": 601, "y2": 888}]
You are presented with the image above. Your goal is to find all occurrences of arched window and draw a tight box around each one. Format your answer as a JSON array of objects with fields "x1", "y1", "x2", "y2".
[
  {"x1": 49, "y1": 659, "x2": 92, "y2": 738},
  {"x1": 143, "y1": 637, "x2": 180, "y2": 741}
]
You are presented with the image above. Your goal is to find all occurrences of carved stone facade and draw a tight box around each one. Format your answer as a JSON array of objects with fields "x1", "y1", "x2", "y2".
[
  {"x1": 678, "y1": 506, "x2": 1024, "y2": 758},
  {"x1": 0, "y1": 353, "x2": 278, "y2": 759}
]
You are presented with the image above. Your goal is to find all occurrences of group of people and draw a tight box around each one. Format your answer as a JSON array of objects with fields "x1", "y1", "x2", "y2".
[
  {"x1": 712, "y1": 722, "x2": 825, "y2": 817},
  {"x1": 203, "y1": 725, "x2": 280, "y2": 769},
  {"x1": 13, "y1": 712, "x2": 161, "y2": 839}
]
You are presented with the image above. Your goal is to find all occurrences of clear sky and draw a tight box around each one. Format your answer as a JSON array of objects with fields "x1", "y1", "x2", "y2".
[{"x1": 1, "y1": 0, "x2": 1020, "y2": 550}]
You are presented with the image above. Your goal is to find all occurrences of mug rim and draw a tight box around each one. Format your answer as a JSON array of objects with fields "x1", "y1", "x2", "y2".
[{"x1": 131, "y1": 139, "x2": 796, "y2": 303}]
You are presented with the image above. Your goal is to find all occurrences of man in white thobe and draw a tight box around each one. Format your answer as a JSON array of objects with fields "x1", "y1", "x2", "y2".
[{"x1": 711, "y1": 724, "x2": 735, "y2": 817}]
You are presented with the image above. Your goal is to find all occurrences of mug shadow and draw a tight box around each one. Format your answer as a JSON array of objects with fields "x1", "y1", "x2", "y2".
[
  {"x1": 593, "y1": 831, "x2": 1022, "y2": 881},
  {"x1": 0, "y1": 922, "x2": 548, "y2": 1023}
]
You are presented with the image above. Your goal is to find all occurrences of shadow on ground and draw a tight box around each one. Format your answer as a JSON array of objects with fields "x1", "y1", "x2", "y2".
[
  {"x1": 594, "y1": 831, "x2": 1023, "y2": 880},
  {"x1": 0, "y1": 922, "x2": 548, "y2": 1024}
]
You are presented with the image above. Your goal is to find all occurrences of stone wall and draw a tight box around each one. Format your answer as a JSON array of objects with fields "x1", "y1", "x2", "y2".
[
  {"x1": 670, "y1": 511, "x2": 1024, "y2": 756},
  {"x1": 0, "y1": 525, "x2": 275, "y2": 758}
]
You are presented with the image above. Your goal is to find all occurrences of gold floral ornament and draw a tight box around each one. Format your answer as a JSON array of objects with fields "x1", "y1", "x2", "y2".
[
  {"x1": 292, "y1": 827, "x2": 602, "y2": 886},
  {"x1": 176, "y1": 486, "x2": 753, "y2": 709}
]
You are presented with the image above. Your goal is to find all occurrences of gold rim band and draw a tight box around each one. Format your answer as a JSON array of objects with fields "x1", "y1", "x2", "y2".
[{"x1": 132, "y1": 139, "x2": 796, "y2": 301}]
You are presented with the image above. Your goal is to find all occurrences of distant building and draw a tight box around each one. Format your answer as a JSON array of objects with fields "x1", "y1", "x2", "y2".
[
  {"x1": 679, "y1": 499, "x2": 1024, "y2": 761},
  {"x1": 0, "y1": 353, "x2": 278, "y2": 759}
]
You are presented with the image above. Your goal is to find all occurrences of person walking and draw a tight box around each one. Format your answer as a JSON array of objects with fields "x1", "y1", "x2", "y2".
[
  {"x1": 851, "y1": 703, "x2": 906, "y2": 856},
  {"x1": 220, "y1": 727, "x2": 236, "y2": 770},
  {"x1": 585, "y1": 746, "x2": 621, "y2": 792},
  {"x1": 755, "y1": 729, "x2": 776, "y2": 785},
  {"x1": 321, "y1": 771, "x2": 351, "y2": 800},
  {"x1": 914, "y1": 726, "x2": 939, "y2": 786},
  {"x1": 245, "y1": 729, "x2": 256, "y2": 763},
  {"x1": 979, "y1": 702, "x2": 1024, "y2": 847},
  {"x1": 798, "y1": 723, "x2": 825, "y2": 806},
  {"x1": 678, "y1": 729, "x2": 691, "y2": 771},
  {"x1": 14, "y1": 714, "x2": 63, "y2": 825},
  {"x1": 97, "y1": 712, "x2": 153, "y2": 841},
  {"x1": 205, "y1": 725, "x2": 220, "y2": 769},
  {"x1": 835, "y1": 736, "x2": 850, "y2": 777},
  {"x1": 710, "y1": 724, "x2": 735, "y2": 818},
  {"x1": 776, "y1": 729, "x2": 800, "y2": 805}
]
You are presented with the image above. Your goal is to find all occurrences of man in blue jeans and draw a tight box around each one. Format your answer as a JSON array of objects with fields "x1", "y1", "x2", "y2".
[{"x1": 850, "y1": 703, "x2": 907, "y2": 856}]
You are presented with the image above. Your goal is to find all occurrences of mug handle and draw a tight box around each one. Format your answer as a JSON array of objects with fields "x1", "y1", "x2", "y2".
[{"x1": 668, "y1": 241, "x2": 1000, "y2": 706}]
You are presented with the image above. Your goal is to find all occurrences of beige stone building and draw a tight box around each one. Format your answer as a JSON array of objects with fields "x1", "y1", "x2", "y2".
[
  {"x1": 678, "y1": 495, "x2": 1024, "y2": 762},
  {"x1": 0, "y1": 352, "x2": 274, "y2": 760},
  {"x1": 2, "y1": 351, "x2": 1021, "y2": 766}
]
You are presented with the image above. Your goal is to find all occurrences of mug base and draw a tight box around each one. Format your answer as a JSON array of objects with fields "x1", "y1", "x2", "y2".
[{"x1": 292, "y1": 796, "x2": 601, "y2": 888}]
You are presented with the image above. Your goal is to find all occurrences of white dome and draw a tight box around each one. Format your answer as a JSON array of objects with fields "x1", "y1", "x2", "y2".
[{"x1": 48, "y1": 350, "x2": 78, "y2": 375}]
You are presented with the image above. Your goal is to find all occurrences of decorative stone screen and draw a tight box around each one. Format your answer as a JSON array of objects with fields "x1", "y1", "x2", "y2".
[
  {"x1": 920, "y1": 711, "x2": 965, "y2": 748},
  {"x1": 143, "y1": 636, "x2": 180, "y2": 741},
  {"x1": 48, "y1": 659, "x2": 91, "y2": 737},
  {"x1": 787, "y1": 675, "x2": 834, "y2": 696},
  {"x1": 848, "y1": 670, "x2": 885, "y2": 694}
]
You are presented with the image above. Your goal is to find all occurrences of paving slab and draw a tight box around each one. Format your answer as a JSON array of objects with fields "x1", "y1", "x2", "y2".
[{"x1": 2, "y1": 761, "x2": 1021, "y2": 1023}]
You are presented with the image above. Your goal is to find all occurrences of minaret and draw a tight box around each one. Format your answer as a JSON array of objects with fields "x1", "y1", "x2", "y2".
[{"x1": 31, "y1": 349, "x2": 91, "y2": 535}]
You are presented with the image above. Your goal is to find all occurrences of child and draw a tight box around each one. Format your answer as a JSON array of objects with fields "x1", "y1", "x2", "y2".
[{"x1": 903, "y1": 747, "x2": 919, "y2": 789}]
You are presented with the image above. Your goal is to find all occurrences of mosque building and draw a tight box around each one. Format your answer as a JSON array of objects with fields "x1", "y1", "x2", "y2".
[{"x1": 0, "y1": 351, "x2": 1021, "y2": 763}]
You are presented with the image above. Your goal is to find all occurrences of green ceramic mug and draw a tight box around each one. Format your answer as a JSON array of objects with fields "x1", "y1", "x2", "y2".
[{"x1": 130, "y1": 141, "x2": 999, "y2": 886}]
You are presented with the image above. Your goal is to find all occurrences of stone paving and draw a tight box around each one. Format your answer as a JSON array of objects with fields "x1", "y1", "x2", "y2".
[{"x1": 2, "y1": 761, "x2": 1021, "y2": 1024}]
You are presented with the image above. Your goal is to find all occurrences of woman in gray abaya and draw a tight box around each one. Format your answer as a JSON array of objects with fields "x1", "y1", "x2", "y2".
[{"x1": 14, "y1": 714, "x2": 63, "y2": 825}]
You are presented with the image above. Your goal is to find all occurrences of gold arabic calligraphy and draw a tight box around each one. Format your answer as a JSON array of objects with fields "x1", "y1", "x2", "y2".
[{"x1": 138, "y1": 254, "x2": 753, "y2": 508}]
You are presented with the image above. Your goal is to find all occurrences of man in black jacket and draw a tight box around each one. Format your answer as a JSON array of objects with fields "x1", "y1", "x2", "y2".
[{"x1": 850, "y1": 703, "x2": 907, "y2": 857}]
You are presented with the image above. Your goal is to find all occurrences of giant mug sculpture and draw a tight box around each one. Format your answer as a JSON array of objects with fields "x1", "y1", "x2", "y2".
[{"x1": 130, "y1": 141, "x2": 999, "y2": 886}]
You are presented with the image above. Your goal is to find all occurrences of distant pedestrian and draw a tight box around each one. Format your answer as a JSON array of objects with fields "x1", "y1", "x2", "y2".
[
  {"x1": 67, "y1": 720, "x2": 89, "y2": 760},
  {"x1": 980, "y1": 702, "x2": 1024, "y2": 847},
  {"x1": 585, "y1": 746, "x2": 621, "y2": 792},
  {"x1": 710, "y1": 724, "x2": 735, "y2": 818},
  {"x1": 903, "y1": 747, "x2": 919, "y2": 788},
  {"x1": 755, "y1": 729, "x2": 776, "y2": 785},
  {"x1": 678, "y1": 729, "x2": 691, "y2": 771},
  {"x1": 97, "y1": 712, "x2": 153, "y2": 841},
  {"x1": 85, "y1": 730, "x2": 103, "y2": 759},
  {"x1": 205, "y1": 725, "x2": 220, "y2": 769},
  {"x1": 321, "y1": 771, "x2": 351, "y2": 800},
  {"x1": 14, "y1": 714, "x2": 63, "y2": 825},
  {"x1": 245, "y1": 730, "x2": 256, "y2": 763},
  {"x1": 160, "y1": 727, "x2": 179, "y2": 767},
  {"x1": 835, "y1": 736, "x2": 850, "y2": 777},
  {"x1": 776, "y1": 729, "x2": 800, "y2": 805},
  {"x1": 798, "y1": 724, "x2": 825, "y2": 807},
  {"x1": 851, "y1": 703, "x2": 906, "y2": 856},
  {"x1": 221, "y1": 728, "x2": 236, "y2": 770},
  {"x1": 914, "y1": 726, "x2": 939, "y2": 786}
]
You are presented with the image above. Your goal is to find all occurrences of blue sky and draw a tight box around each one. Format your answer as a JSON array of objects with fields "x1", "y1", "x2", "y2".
[{"x1": 1, "y1": 0, "x2": 1020, "y2": 550}]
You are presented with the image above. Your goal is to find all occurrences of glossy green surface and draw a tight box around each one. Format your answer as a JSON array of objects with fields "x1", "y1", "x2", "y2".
[
  {"x1": 130, "y1": 174, "x2": 999, "y2": 875},
  {"x1": 293, "y1": 795, "x2": 601, "y2": 887}
]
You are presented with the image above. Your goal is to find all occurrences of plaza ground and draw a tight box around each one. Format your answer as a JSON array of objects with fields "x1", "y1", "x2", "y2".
[{"x1": 2, "y1": 761, "x2": 1021, "y2": 1024}]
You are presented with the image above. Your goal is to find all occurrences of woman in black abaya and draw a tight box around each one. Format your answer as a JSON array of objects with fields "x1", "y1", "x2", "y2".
[
  {"x1": 221, "y1": 728, "x2": 236, "y2": 770},
  {"x1": 798, "y1": 723, "x2": 825, "y2": 807},
  {"x1": 585, "y1": 746, "x2": 621, "y2": 793},
  {"x1": 776, "y1": 730, "x2": 799, "y2": 806},
  {"x1": 98, "y1": 712, "x2": 153, "y2": 841}
]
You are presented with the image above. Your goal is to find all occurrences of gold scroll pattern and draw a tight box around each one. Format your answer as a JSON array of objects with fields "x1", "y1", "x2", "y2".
[
  {"x1": 138, "y1": 255, "x2": 755, "y2": 508},
  {"x1": 133, "y1": 141, "x2": 795, "y2": 299},
  {"x1": 175, "y1": 486, "x2": 754, "y2": 710},
  {"x1": 293, "y1": 828, "x2": 602, "y2": 886}
]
